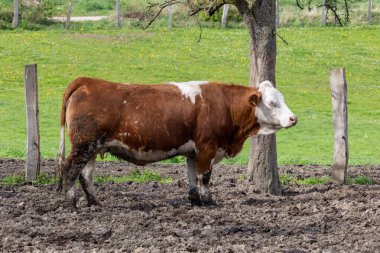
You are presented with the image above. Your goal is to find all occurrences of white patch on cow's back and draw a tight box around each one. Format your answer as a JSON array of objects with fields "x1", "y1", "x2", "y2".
[
  {"x1": 103, "y1": 139, "x2": 197, "y2": 162},
  {"x1": 170, "y1": 81, "x2": 208, "y2": 104}
]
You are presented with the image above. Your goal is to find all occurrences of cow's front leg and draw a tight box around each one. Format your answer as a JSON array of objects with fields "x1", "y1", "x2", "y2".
[
  {"x1": 186, "y1": 157, "x2": 201, "y2": 205},
  {"x1": 196, "y1": 147, "x2": 216, "y2": 205},
  {"x1": 198, "y1": 169, "x2": 213, "y2": 205}
]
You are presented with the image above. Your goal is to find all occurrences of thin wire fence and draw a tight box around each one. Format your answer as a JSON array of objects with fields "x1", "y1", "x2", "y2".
[
  {"x1": 2, "y1": 85, "x2": 380, "y2": 92},
  {"x1": 0, "y1": 83, "x2": 379, "y2": 164}
]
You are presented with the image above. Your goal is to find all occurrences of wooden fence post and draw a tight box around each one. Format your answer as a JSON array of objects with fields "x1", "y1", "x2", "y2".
[
  {"x1": 368, "y1": 0, "x2": 372, "y2": 24},
  {"x1": 168, "y1": 4, "x2": 173, "y2": 29},
  {"x1": 12, "y1": 0, "x2": 19, "y2": 28},
  {"x1": 276, "y1": 0, "x2": 280, "y2": 27},
  {"x1": 322, "y1": 0, "x2": 326, "y2": 26},
  {"x1": 24, "y1": 64, "x2": 40, "y2": 182},
  {"x1": 330, "y1": 68, "x2": 348, "y2": 184},
  {"x1": 116, "y1": 0, "x2": 121, "y2": 29},
  {"x1": 221, "y1": 4, "x2": 229, "y2": 28},
  {"x1": 65, "y1": 0, "x2": 72, "y2": 29}
]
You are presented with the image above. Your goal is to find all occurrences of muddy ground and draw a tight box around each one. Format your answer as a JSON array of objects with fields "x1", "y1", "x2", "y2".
[{"x1": 1, "y1": 159, "x2": 379, "y2": 253}]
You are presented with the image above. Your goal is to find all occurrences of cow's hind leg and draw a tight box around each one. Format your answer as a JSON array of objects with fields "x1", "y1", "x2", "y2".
[
  {"x1": 62, "y1": 142, "x2": 96, "y2": 210},
  {"x1": 79, "y1": 154, "x2": 101, "y2": 207},
  {"x1": 186, "y1": 157, "x2": 201, "y2": 205}
]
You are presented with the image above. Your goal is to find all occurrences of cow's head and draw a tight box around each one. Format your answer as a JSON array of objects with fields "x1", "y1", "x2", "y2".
[{"x1": 252, "y1": 81, "x2": 297, "y2": 135}]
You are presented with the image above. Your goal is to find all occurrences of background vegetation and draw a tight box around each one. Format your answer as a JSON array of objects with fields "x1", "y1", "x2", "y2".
[
  {"x1": 0, "y1": 0, "x2": 379, "y2": 165},
  {"x1": 1, "y1": 0, "x2": 380, "y2": 29}
]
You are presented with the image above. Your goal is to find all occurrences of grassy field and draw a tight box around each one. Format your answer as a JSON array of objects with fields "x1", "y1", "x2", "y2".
[{"x1": 1, "y1": 25, "x2": 380, "y2": 165}]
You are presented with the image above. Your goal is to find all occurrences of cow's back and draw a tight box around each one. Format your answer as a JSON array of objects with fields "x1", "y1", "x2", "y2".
[{"x1": 65, "y1": 78, "x2": 201, "y2": 155}]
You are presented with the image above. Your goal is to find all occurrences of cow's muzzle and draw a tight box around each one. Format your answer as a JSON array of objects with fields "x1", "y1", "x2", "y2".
[{"x1": 287, "y1": 115, "x2": 298, "y2": 128}]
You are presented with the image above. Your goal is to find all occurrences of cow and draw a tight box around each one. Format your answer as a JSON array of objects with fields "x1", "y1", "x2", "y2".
[{"x1": 56, "y1": 77, "x2": 297, "y2": 209}]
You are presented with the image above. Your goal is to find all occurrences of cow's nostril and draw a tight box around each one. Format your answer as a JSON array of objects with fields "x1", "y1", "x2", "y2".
[{"x1": 290, "y1": 116, "x2": 297, "y2": 124}]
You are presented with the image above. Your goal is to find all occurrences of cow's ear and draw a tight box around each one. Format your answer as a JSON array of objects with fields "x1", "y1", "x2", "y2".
[
  {"x1": 259, "y1": 80, "x2": 274, "y2": 91},
  {"x1": 249, "y1": 92, "x2": 262, "y2": 106}
]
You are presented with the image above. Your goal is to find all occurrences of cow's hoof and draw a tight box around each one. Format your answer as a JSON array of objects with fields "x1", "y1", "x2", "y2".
[
  {"x1": 68, "y1": 203, "x2": 78, "y2": 212},
  {"x1": 202, "y1": 199, "x2": 216, "y2": 206},
  {"x1": 87, "y1": 199, "x2": 102, "y2": 207},
  {"x1": 86, "y1": 196, "x2": 102, "y2": 207},
  {"x1": 188, "y1": 188, "x2": 201, "y2": 206},
  {"x1": 189, "y1": 198, "x2": 202, "y2": 206},
  {"x1": 200, "y1": 193, "x2": 215, "y2": 206}
]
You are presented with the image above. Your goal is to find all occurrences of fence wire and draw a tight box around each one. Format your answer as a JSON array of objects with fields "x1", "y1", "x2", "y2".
[{"x1": 0, "y1": 83, "x2": 379, "y2": 164}]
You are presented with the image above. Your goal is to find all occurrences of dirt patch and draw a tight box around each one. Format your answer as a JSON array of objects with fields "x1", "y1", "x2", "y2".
[{"x1": 1, "y1": 159, "x2": 379, "y2": 252}]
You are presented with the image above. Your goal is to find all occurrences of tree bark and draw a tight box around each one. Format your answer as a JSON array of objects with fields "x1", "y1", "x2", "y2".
[
  {"x1": 235, "y1": 0, "x2": 281, "y2": 195},
  {"x1": 12, "y1": 0, "x2": 19, "y2": 28}
]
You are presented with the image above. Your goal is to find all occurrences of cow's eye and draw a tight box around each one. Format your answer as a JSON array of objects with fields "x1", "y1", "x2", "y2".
[{"x1": 270, "y1": 101, "x2": 278, "y2": 108}]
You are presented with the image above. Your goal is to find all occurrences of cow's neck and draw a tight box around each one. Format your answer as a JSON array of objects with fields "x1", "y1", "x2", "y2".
[
  {"x1": 225, "y1": 88, "x2": 260, "y2": 155},
  {"x1": 231, "y1": 107, "x2": 259, "y2": 141}
]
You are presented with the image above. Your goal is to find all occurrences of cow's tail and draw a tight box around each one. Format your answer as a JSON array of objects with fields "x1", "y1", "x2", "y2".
[
  {"x1": 56, "y1": 123, "x2": 65, "y2": 192},
  {"x1": 56, "y1": 77, "x2": 88, "y2": 192}
]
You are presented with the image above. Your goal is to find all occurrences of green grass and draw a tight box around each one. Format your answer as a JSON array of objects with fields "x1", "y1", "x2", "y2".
[
  {"x1": 346, "y1": 175, "x2": 375, "y2": 185},
  {"x1": 1, "y1": 25, "x2": 380, "y2": 165},
  {"x1": 280, "y1": 174, "x2": 375, "y2": 186},
  {"x1": 0, "y1": 172, "x2": 56, "y2": 185},
  {"x1": 0, "y1": 174, "x2": 26, "y2": 185},
  {"x1": 297, "y1": 176, "x2": 332, "y2": 185},
  {"x1": 279, "y1": 173, "x2": 295, "y2": 186},
  {"x1": 0, "y1": 170, "x2": 172, "y2": 185}
]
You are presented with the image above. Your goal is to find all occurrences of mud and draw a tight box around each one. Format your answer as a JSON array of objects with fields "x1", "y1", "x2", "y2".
[{"x1": 1, "y1": 159, "x2": 379, "y2": 252}]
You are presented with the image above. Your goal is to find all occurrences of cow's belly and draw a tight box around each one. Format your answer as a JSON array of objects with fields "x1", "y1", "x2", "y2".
[
  {"x1": 100, "y1": 139, "x2": 197, "y2": 165},
  {"x1": 211, "y1": 145, "x2": 242, "y2": 165},
  {"x1": 211, "y1": 149, "x2": 226, "y2": 165}
]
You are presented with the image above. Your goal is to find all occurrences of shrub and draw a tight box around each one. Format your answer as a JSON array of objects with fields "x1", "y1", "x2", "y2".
[
  {"x1": 74, "y1": 0, "x2": 114, "y2": 12},
  {"x1": 198, "y1": 5, "x2": 243, "y2": 23},
  {"x1": 21, "y1": 0, "x2": 65, "y2": 25}
]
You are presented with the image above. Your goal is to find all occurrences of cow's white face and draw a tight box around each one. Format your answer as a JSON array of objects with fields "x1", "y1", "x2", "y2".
[{"x1": 255, "y1": 81, "x2": 297, "y2": 135}]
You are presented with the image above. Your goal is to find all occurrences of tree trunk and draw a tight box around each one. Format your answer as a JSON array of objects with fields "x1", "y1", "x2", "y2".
[
  {"x1": 235, "y1": 0, "x2": 281, "y2": 195},
  {"x1": 65, "y1": 0, "x2": 72, "y2": 29},
  {"x1": 12, "y1": 0, "x2": 19, "y2": 28}
]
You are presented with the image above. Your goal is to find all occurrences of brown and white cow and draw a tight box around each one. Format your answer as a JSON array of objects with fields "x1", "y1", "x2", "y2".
[{"x1": 56, "y1": 77, "x2": 297, "y2": 209}]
